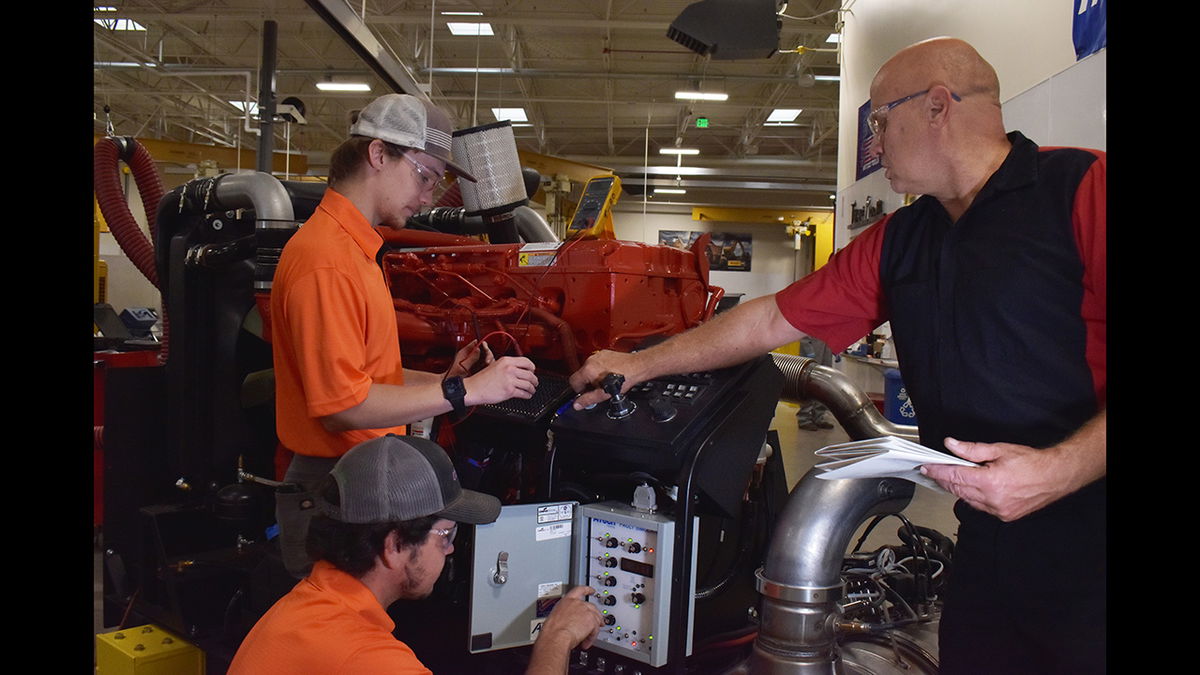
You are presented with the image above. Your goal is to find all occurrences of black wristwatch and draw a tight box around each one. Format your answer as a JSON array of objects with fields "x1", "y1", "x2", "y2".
[{"x1": 442, "y1": 376, "x2": 467, "y2": 414}]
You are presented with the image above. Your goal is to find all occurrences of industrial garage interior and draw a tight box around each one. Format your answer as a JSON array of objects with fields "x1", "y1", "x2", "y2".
[{"x1": 92, "y1": 2, "x2": 1105, "y2": 673}]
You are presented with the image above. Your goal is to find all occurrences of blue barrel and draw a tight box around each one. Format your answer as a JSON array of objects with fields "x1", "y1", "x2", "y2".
[{"x1": 883, "y1": 368, "x2": 919, "y2": 425}]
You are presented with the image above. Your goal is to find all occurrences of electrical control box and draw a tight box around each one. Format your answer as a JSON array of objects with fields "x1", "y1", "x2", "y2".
[{"x1": 469, "y1": 500, "x2": 697, "y2": 667}]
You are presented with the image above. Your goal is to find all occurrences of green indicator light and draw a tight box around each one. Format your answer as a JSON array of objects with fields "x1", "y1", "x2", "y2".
[
  {"x1": 648, "y1": 636, "x2": 654, "y2": 640},
  {"x1": 616, "y1": 626, "x2": 622, "y2": 631},
  {"x1": 634, "y1": 604, "x2": 640, "y2": 609}
]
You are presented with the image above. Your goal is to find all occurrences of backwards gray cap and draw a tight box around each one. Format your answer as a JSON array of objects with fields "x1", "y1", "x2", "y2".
[
  {"x1": 317, "y1": 434, "x2": 500, "y2": 525},
  {"x1": 349, "y1": 93, "x2": 478, "y2": 182}
]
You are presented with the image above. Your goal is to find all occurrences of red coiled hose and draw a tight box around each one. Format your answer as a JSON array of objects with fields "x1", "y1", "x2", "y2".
[
  {"x1": 93, "y1": 136, "x2": 169, "y2": 363},
  {"x1": 93, "y1": 136, "x2": 164, "y2": 289}
]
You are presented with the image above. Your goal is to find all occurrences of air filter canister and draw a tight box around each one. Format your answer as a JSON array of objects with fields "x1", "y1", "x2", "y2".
[{"x1": 452, "y1": 120, "x2": 527, "y2": 217}]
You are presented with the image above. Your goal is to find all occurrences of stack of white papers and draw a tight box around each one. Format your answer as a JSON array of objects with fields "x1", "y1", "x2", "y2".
[{"x1": 813, "y1": 436, "x2": 979, "y2": 493}]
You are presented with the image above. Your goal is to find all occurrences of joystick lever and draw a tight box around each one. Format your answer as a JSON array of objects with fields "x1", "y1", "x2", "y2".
[{"x1": 602, "y1": 373, "x2": 636, "y2": 420}]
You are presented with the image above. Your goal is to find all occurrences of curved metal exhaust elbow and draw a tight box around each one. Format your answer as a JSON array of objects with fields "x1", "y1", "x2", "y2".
[
  {"x1": 751, "y1": 353, "x2": 919, "y2": 673},
  {"x1": 770, "y1": 353, "x2": 918, "y2": 443},
  {"x1": 752, "y1": 473, "x2": 914, "y2": 673},
  {"x1": 209, "y1": 171, "x2": 296, "y2": 230}
]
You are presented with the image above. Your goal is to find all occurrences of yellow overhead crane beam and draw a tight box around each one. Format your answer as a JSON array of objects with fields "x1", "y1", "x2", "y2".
[
  {"x1": 93, "y1": 135, "x2": 308, "y2": 176},
  {"x1": 516, "y1": 150, "x2": 613, "y2": 187}
]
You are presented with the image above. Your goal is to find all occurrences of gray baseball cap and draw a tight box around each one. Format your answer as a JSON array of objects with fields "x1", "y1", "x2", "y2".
[
  {"x1": 349, "y1": 93, "x2": 478, "y2": 182},
  {"x1": 317, "y1": 434, "x2": 500, "y2": 525}
]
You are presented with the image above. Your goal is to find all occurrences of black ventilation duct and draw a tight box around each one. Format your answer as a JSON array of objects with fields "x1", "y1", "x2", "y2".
[{"x1": 667, "y1": 0, "x2": 782, "y2": 60}]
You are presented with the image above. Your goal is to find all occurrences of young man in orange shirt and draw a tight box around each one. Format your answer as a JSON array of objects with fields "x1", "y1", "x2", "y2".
[{"x1": 271, "y1": 93, "x2": 540, "y2": 577}]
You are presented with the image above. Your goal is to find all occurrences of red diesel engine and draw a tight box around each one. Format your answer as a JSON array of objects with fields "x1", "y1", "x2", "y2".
[{"x1": 382, "y1": 234, "x2": 723, "y2": 376}]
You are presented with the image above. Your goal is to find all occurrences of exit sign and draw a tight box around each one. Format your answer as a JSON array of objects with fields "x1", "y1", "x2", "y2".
[{"x1": 695, "y1": 117, "x2": 709, "y2": 128}]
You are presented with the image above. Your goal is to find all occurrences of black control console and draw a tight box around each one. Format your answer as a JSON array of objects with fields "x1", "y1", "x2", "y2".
[{"x1": 549, "y1": 356, "x2": 783, "y2": 479}]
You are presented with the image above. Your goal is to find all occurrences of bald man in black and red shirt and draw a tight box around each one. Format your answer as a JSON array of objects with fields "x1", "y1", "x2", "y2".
[{"x1": 571, "y1": 37, "x2": 1105, "y2": 674}]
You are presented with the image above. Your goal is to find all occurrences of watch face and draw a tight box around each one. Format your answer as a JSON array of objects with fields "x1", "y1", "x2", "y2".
[{"x1": 443, "y1": 377, "x2": 465, "y2": 398}]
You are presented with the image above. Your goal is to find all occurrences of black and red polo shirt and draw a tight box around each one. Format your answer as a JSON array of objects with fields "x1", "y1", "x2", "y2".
[{"x1": 777, "y1": 131, "x2": 1105, "y2": 454}]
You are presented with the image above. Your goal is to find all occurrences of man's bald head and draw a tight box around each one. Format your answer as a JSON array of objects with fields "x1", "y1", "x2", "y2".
[{"x1": 871, "y1": 37, "x2": 1000, "y2": 106}]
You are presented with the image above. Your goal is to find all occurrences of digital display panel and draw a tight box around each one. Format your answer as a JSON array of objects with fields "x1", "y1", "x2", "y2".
[{"x1": 620, "y1": 557, "x2": 654, "y2": 578}]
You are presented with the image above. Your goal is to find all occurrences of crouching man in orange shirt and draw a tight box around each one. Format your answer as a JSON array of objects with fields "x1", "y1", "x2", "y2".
[{"x1": 230, "y1": 434, "x2": 603, "y2": 674}]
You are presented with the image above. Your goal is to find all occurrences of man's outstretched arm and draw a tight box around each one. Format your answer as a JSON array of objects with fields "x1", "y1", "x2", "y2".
[{"x1": 569, "y1": 295, "x2": 803, "y2": 409}]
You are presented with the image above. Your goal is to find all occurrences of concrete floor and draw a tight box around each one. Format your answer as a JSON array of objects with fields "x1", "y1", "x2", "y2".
[{"x1": 94, "y1": 401, "x2": 960, "y2": 648}]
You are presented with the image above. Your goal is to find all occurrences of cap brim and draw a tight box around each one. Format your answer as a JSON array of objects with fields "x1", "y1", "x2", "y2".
[
  {"x1": 435, "y1": 488, "x2": 500, "y2": 524},
  {"x1": 444, "y1": 160, "x2": 477, "y2": 183}
]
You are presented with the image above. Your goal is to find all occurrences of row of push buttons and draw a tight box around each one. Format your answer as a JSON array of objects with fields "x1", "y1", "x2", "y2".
[{"x1": 662, "y1": 383, "x2": 699, "y2": 399}]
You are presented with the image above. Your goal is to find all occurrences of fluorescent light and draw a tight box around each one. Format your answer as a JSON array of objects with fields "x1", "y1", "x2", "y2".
[
  {"x1": 655, "y1": 188, "x2": 686, "y2": 194},
  {"x1": 767, "y1": 108, "x2": 803, "y2": 122},
  {"x1": 431, "y1": 67, "x2": 513, "y2": 74},
  {"x1": 94, "y1": 61, "x2": 155, "y2": 68},
  {"x1": 659, "y1": 148, "x2": 700, "y2": 155},
  {"x1": 447, "y1": 22, "x2": 494, "y2": 36},
  {"x1": 441, "y1": 11, "x2": 483, "y2": 15},
  {"x1": 675, "y1": 91, "x2": 728, "y2": 101},
  {"x1": 492, "y1": 108, "x2": 528, "y2": 122},
  {"x1": 316, "y1": 82, "x2": 371, "y2": 92},
  {"x1": 814, "y1": 75, "x2": 840, "y2": 82},
  {"x1": 230, "y1": 101, "x2": 259, "y2": 115},
  {"x1": 95, "y1": 17, "x2": 146, "y2": 31},
  {"x1": 826, "y1": 33, "x2": 841, "y2": 44}
]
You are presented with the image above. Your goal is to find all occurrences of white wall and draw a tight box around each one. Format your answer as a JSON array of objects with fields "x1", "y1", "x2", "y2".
[
  {"x1": 610, "y1": 204, "x2": 811, "y2": 304},
  {"x1": 835, "y1": 0, "x2": 1107, "y2": 250}
]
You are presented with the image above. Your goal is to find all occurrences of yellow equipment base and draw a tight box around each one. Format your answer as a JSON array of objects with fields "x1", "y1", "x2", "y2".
[{"x1": 95, "y1": 624, "x2": 205, "y2": 675}]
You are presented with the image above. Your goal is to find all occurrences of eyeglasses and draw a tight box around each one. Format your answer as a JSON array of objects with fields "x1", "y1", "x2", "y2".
[
  {"x1": 866, "y1": 89, "x2": 962, "y2": 135},
  {"x1": 402, "y1": 154, "x2": 444, "y2": 194},
  {"x1": 430, "y1": 524, "x2": 457, "y2": 551}
]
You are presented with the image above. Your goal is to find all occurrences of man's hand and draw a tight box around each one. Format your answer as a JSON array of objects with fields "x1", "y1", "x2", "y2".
[
  {"x1": 568, "y1": 350, "x2": 643, "y2": 410},
  {"x1": 463, "y1": 355, "x2": 538, "y2": 406},
  {"x1": 446, "y1": 340, "x2": 493, "y2": 379},
  {"x1": 538, "y1": 586, "x2": 604, "y2": 651},
  {"x1": 524, "y1": 586, "x2": 603, "y2": 675},
  {"x1": 920, "y1": 417, "x2": 1105, "y2": 522}
]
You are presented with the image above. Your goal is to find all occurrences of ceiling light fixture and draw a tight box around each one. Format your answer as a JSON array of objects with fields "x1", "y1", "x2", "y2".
[
  {"x1": 766, "y1": 108, "x2": 803, "y2": 122},
  {"x1": 447, "y1": 22, "x2": 494, "y2": 36},
  {"x1": 655, "y1": 188, "x2": 687, "y2": 194},
  {"x1": 659, "y1": 148, "x2": 700, "y2": 155},
  {"x1": 674, "y1": 91, "x2": 728, "y2": 101},
  {"x1": 814, "y1": 75, "x2": 840, "y2": 82},
  {"x1": 315, "y1": 82, "x2": 371, "y2": 92},
  {"x1": 492, "y1": 108, "x2": 528, "y2": 122},
  {"x1": 94, "y1": 17, "x2": 146, "y2": 31},
  {"x1": 229, "y1": 100, "x2": 259, "y2": 115},
  {"x1": 441, "y1": 11, "x2": 484, "y2": 15}
]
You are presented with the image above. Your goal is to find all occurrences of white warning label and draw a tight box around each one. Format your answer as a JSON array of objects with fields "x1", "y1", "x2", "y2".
[{"x1": 536, "y1": 504, "x2": 573, "y2": 523}]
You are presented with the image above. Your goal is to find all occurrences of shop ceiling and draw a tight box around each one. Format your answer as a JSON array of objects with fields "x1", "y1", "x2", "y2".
[{"x1": 94, "y1": 1, "x2": 842, "y2": 211}]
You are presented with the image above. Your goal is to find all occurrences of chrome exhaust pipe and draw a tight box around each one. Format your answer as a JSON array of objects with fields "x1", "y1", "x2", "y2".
[{"x1": 752, "y1": 354, "x2": 920, "y2": 673}]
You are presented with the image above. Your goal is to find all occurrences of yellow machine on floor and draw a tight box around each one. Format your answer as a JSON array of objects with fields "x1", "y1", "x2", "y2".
[{"x1": 95, "y1": 624, "x2": 204, "y2": 675}]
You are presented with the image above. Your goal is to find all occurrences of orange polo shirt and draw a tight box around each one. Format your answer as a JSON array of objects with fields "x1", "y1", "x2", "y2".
[
  {"x1": 227, "y1": 560, "x2": 432, "y2": 674},
  {"x1": 270, "y1": 188, "x2": 406, "y2": 458}
]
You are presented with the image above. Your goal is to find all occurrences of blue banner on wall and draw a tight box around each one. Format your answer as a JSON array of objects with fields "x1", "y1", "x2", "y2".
[{"x1": 1073, "y1": 0, "x2": 1106, "y2": 60}]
